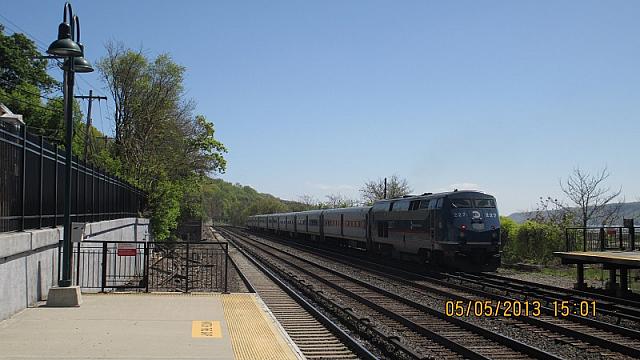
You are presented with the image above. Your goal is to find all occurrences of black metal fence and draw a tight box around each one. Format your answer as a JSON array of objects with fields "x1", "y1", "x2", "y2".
[
  {"x1": 1, "y1": 122, "x2": 145, "y2": 232},
  {"x1": 69, "y1": 240, "x2": 229, "y2": 293},
  {"x1": 565, "y1": 226, "x2": 639, "y2": 252}
]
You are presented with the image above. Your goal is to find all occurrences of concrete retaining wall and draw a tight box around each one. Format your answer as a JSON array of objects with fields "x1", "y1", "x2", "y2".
[{"x1": 0, "y1": 218, "x2": 150, "y2": 321}]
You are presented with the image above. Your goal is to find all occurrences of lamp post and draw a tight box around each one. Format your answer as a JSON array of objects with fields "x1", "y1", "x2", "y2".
[{"x1": 47, "y1": 2, "x2": 93, "y2": 288}]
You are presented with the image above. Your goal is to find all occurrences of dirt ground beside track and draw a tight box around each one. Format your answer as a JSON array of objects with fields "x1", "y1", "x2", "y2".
[{"x1": 496, "y1": 267, "x2": 606, "y2": 289}]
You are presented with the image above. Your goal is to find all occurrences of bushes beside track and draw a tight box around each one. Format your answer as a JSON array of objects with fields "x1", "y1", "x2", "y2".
[{"x1": 500, "y1": 216, "x2": 564, "y2": 265}]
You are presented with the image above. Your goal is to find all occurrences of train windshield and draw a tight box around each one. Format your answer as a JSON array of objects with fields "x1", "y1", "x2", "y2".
[
  {"x1": 450, "y1": 199, "x2": 496, "y2": 208},
  {"x1": 450, "y1": 198, "x2": 500, "y2": 230},
  {"x1": 474, "y1": 199, "x2": 496, "y2": 208}
]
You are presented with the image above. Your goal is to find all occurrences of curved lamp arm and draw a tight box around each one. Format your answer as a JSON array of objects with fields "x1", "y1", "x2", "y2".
[
  {"x1": 73, "y1": 15, "x2": 81, "y2": 43},
  {"x1": 63, "y1": 2, "x2": 74, "y2": 40}
]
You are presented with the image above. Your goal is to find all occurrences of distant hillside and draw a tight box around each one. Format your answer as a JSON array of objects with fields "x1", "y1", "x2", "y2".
[
  {"x1": 507, "y1": 202, "x2": 640, "y2": 226},
  {"x1": 203, "y1": 178, "x2": 312, "y2": 225}
]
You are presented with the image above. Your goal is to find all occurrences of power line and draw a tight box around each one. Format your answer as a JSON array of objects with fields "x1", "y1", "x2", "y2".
[
  {"x1": 104, "y1": 99, "x2": 117, "y2": 136},
  {"x1": 75, "y1": 90, "x2": 107, "y2": 162},
  {"x1": 0, "y1": 16, "x2": 66, "y2": 92},
  {"x1": 27, "y1": 120, "x2": 94, "y2": 144},
  {"x1": 0, "y1": 16, "x2": 113, "y2": 157},
  {"x1": 77, "y1": 76, "x2": 107, "y2": 98},
  {"x1": 0, "y1": 15, "x2": 105, "y2": 98},
  {"x1": 0, "y1": 92, "x2": 63, "y2": 116},
  {"x1": 0, "y1": 74, "x2": 104, "y2": 126},
  {"x1": 0, "y1": 13, "x2": 51, "y2": 54},
  {"x1": 0, "y1": 93, "x2": 103, "y2": 139},
  {"x1": 75, "y1": 81, "x2": 85, "y2": 96},
  {"x1": 0, "y1": 78, "x2": 60, "y2": 102},
  {"x1": 26, "y1": 124, "x2": 63, "y2": 133},
  {"x1": 0, "y1": 14, "x2": 66, "y2": 73},
  {"x1": 97, "y1": 95, "x2": 105, "y2": 131}
]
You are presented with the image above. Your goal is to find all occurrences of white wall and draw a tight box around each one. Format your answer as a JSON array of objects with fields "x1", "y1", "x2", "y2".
[{"x1": 0, "y1": 218, "x2": 150, "y2": 321}]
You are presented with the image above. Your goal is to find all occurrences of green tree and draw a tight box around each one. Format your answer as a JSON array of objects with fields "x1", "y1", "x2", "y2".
[
  {"x1": 148, "y1": 179, "x2": 183, "y2": 241},
  {"x1": 97, "y1": 42, "x2": 227, "y2": 240},
  {"x1": 0, "y1": 24, "x2": 58, "y2": 132},
  {"x1": 199, "y1": 178, "x2": 312, "y2": 226},
  {"x1": 0, "y1": 25, "x2": 97, "y2": 155},
  {"x1": 0, "y1": 24, "x2": 57, "y2": 95},
  {"x1": 360, "y1": 175, "x2": 412, "y2": 205}
]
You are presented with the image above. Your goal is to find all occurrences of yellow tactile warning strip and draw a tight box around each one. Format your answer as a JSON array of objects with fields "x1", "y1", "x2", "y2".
[
  {"x1": 222, "y1": 293, "x2": 300, "y2": 360},
  {"x1": 192, "y1": 320, "x2": 223, "y2": 338},
  {"x1": 93, "y1": 292, "x2": 221, "y2": 296}
]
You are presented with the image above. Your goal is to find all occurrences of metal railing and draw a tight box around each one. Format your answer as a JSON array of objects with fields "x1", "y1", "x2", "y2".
[
  {"x1": 67, "y1": 240, "x2": 229, "y2": 293},
  {"x1": 1, "y1": 122, "x2": 146, "y2": 232},
  {"x1": 565, "y1": 226, "x2": 639, "y2": 252}
]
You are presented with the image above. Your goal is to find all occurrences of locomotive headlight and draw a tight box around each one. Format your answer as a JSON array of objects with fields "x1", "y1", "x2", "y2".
[{"x1": 459, "y1": 224, "x2": 467, "y2": 240}]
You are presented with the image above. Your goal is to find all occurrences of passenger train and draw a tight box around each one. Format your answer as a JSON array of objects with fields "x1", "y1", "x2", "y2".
[{"x1": 247, "y1": 190, "x2": 501, "y2": 271}]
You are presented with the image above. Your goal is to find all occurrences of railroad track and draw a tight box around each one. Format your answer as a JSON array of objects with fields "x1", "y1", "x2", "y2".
[
  {"x1": 246, "y1": 227, "x2": 640, "y2": 332},
  {"x1": 446, "y1": 271, "x2": 640, "y2": 326},
  {"x1": 220, "y1": 230, "x2": 373, "y2": 360},
  {"x1": 241, "y1": 227, "x2": 640, "y2": 326},
  {"x1": 219, "y1": 227, "x2": 558, "y2": 360},
  {"x1": 226, "y1": 227, "x2": 640, "y2": 359}
]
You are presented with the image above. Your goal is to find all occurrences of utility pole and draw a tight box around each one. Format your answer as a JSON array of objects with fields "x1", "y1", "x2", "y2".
[
  {"x1": 383, "y1": 177, "x2": 387, "y2": 199},
  {"x1": 75, "y1": 90, "x2": 107, "y2": 162}
]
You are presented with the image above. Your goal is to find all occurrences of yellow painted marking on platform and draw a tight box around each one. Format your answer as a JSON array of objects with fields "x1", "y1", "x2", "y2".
[
  {"x1": 222, "y1": 294, "x2": 299, "y2": 360},
  {"x1": 191, "y1": 320, "x2": 222, "y2": 338}
]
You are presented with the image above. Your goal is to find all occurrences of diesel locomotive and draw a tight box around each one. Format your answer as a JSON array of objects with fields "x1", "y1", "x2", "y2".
[{"x1": 247, "y1": 190, "x2": 501, "y2": 271}]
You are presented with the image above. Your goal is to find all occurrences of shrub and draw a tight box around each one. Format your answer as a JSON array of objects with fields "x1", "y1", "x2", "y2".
[{"x1": 500, "y1": 216, "x2": 564, "y2": 265}]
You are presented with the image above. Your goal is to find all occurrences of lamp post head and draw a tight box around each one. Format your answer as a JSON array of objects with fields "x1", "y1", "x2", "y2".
[
  {"x1": 61, "y1": 43, "x2": 94, "y2": 73},
  {"x1": 47, "y1": 22, "x2": 82, "y2": 57}
]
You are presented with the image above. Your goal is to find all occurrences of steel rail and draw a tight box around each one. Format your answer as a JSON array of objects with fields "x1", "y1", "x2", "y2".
[
  {"x1": 461, "y1": 271, "x2": 640, "y2": 319},
  {"x1": 225, "y1": 228, "x2": 558, "y2": 360},
  {"x1": 237, "y1": 227, "x2": 640, "y2": 358},
  {"x1": 222, "y1": 229, "x2": 463, "y2": 360},
  {"x1": 220, "y1": 231, "x2": 381, "y2": 360}
]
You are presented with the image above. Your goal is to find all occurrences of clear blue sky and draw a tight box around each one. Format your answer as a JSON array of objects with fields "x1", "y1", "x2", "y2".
[{"x1": 2, "y1": 1, "x2": 639, "y2": 214}]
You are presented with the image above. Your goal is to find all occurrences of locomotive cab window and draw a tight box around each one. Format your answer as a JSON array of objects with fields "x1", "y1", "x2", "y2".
[
  {"x1": 428, "y1": 199, "x2": 438, "y2": 209},
  {"x1": 392, "y1": 200, "x2": 410, "y2": 211},
  {"x1": 450, "y1": 199, "x2": 472, "y2": 208},
  {"x1": 373, "y1": 202, "x2": 391, "y2": 212},
  {"x1": 475, "y1": 199, "x2": 496, "y2": 208},
  {"x1": 419, "y1": 199, "x2": 431, "y2": 209}
]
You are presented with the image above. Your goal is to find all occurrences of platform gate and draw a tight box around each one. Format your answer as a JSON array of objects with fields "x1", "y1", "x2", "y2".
[{"x1": 66, "y1": 241, "x2": 229, "y2": 293}]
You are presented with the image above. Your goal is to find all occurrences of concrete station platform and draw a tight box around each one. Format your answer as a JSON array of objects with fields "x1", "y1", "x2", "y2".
[
  {"x1": 555, "y1": 250, "x2": 640, "y2": 267},
  {"x1": 555, "y1": 250, "x2": 640, "y2": 295},
  {"x1": 0, "y1": 293, "x2": 304, "y2": 360}
]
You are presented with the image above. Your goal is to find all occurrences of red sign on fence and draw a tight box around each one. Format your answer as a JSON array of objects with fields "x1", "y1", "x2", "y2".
[{"x1": 117, "y1": 243, "x2": 137, "y2": 256}]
